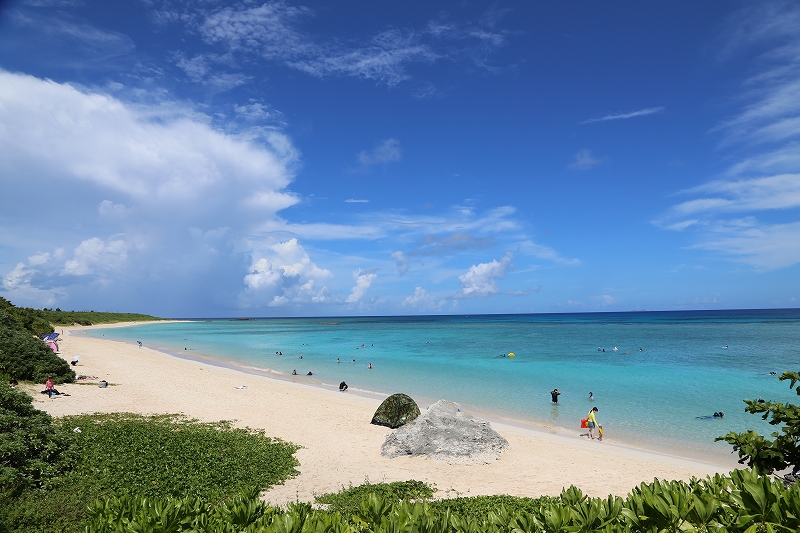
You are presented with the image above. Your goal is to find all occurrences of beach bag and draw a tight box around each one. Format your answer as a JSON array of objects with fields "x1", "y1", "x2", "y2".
[
  {"x1": 99, "y1": 380, "x2": 108, "y2": 388},
  {"x1": 580, "y1": 418, "x2": 588, "y2": 428}
]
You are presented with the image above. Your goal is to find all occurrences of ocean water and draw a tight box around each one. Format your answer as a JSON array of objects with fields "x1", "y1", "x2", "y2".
[{"x1": 83, "y1": 310, "x2": 800, "y2": 463}]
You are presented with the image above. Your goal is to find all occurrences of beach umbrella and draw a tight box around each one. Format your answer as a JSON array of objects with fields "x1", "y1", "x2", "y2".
[{"x1": 371, "y1": 393, "x2": 421, "y2": 429}]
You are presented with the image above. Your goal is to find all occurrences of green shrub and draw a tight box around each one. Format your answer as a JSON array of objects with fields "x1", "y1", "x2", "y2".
[
  {"x1": 79, "y1": 469, "x2": 800, "y2": 533},
  {"x1": 0, "y1": 383, "x2": 73, "y2": 492},
  {"x1": 315, "y1": 480, "x2": 434, "y2": 516},
  {"x1": 0, "y1": 413, "x2": 300, "y2": 533},
  {"x1": 718, "y1": 370, "x2": 800, "y2": 475},
  {"x1": 0, "y1": 319, "x2": 74, "y2": 383}
]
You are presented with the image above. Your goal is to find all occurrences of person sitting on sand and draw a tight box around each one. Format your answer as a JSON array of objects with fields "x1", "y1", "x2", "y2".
[
  {"x1": 339, "y1": 381, "x2": 348, "y2": 392},
  {"x1": 43, "y1": 376, "x2": 59, "y2": 398},
  {"x1": 9, "y1": 379, "x2": 18, "y2": 388}
]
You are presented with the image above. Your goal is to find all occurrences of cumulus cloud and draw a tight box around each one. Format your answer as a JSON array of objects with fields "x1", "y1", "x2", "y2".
[
  {"x1": 391, "y1": 251, "x2": 408, "y2": 276},
  {"x1": 357, "y1": 138, "x2": 402, "y2": 167},
  {"x1": 239, "y1": 239, "x2": 333, "y2": 307},
  {"x1": 0, "y1": 70, "x2": 298, "y2": 209},
  {"x1": 454, "y1": 253, "x2": 513, "y2": 298},
  {"x1": 62, "y1": 237, "x2": 129, "y2": 276},
  {"x1": 402, "y1": 286, "x2": 444, "y2": 310},
  {"x1": 568, "y1": 149, "x2": 604, "y2": 170},
  {"x1": 346, "y1": 269, "x2": 377, "y2": 303},
  {"x1": 0, "y1": 70, "x2": 305, "y2": 312},
  {"x1": 2, "y1": 236, "x2": 131, "y2": 303}
]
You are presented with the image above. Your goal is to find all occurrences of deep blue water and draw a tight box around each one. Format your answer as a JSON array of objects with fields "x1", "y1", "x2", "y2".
[{"x1": 85, "y1": 309, "x2": 800, "y2": 462}]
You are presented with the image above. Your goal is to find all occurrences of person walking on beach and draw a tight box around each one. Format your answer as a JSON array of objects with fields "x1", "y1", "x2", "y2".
[
  {"x1": 587, "y1": 407, "x2": 599, "y2": 439},
  {"x1": 550, "y1": 388, "x2": 561, "y2": 404}
]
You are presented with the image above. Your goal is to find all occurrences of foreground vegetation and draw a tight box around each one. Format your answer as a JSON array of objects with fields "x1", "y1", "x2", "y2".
[
  {"x1": 83, "y1": 470, "x2": 800, "y2": 533},
  {"x1": 0, "y1": 385, "x2": 300, "y2": 533}
]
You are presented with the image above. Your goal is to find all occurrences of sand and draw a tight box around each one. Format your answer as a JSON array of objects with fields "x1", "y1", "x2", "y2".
[{"x1": 29, "y1": 323, "x2": 737, "y2": 504}]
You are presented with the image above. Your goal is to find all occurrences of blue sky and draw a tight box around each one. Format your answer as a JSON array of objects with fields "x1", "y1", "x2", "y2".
[{"x1": 1, "y1": 1, "x2": 799, "y2": 317}]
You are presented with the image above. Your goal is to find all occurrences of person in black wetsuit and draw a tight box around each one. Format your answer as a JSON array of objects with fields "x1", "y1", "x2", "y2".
[
  {"x1": 339, "y1": 381, "x2": 348, "y2": 391},
  {"x1": 550, "y1": 388, "x2": 561, "y2": 404}
]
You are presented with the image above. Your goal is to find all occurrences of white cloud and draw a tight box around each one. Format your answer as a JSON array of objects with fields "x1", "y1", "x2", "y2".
[
  {"x1": 581, "y1": 107, "x2": 664, "y2": 124},
  {"x1": 346, "y1": 269, "x2": 377, "y2": 303},
  {"x1": 402, "y1": 286, "x2": 428, "y2": 306},
  {"x1": 62, "y1": 237, "x2": 129, "y2": 276},
  {"x1": 28, "y1": 252, "x2": 51, "y2": 266},
  {"x1": 454, "y1": 252, "x2": 513, "y2": 298},
  {"x1": 358, "y1": 138, "x2": 402, "y2": 167},
  {"x1": 0, "y1": 70, "x2": 298, "y2": 210},
  {"x1": 690, "y1": 219, "x2": 800, "y2": 270},
  {"x1": 568, "y1": 149, "x2": 603, "y2": 170},
  {"x1": 517, "y1": 240, "x2": 580, "y2": 265},
  {"x1": 239, "y1": 239, "x2": 333, "y2": 307},
  {"x1": 345, "y1": 199, "x2": 369, "y2": 203},
  {"x1": 0, "y1": 70, "x2": 305, "y2": 311},
  {"x1": 600, "y1": 295, "x2": 615, "y2": 305},
  {"x1": 655, "y1": 4, "x2": 800, "y2": 271},
  {"x1": 163, "y1": 2, "x2": 510, "y2": 87},
  {"x1": 391, "y1": 251, "x2": 408, "y2": 276},
  {"x1": 678, "y1": 174, "x2": 800, "y2": 213},
  {"x1": 98, "y1": 200, "x2": 128, "y2": 218},
  {"x1": 402, "y1": 286, "x2": 444, "y2": 310},
  {"x1": 289, "y1": 30, "x2": 437, "y2": 86}
]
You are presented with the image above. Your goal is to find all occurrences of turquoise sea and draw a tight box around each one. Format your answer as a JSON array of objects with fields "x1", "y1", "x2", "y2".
[{"x1": 84, "y1": 310, "x2": 800, "y2": 464}]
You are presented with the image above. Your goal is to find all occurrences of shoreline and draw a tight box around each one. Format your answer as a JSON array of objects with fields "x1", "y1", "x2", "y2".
[
  {"x1": 37, "y1": 322, "x2": 737, "y2": 504},
  {"x1": 76, "y1": 321, "x2": 739, "y2": 468}
]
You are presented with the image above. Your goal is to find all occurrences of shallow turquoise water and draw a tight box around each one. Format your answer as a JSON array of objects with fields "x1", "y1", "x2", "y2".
[{"x1": 85, "y1": 310, "x2": 800, "y2": 462}]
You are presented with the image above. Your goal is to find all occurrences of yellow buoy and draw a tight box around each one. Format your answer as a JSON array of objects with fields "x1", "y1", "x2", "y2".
[{"x1": 508, "y1": 352, "x2": 515, "y2": 357}]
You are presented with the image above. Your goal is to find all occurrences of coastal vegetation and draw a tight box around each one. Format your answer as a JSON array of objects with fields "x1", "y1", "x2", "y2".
[
  {"x1": 0, "y1": 387, "x2": 300, "y2": 533},
  {"x1": 0, "y1": 296, "x2": 161, "y2": 337},
  {"x1": 717, "y1": 370, "x2": 800, "y2": 476},
  {"x1": 82, "y1": 469, "x2": 800, "y2": 533},
  {"x1": 0, "y1": 297, "x2": 160, "y2": 384},
  {"x1": 0, "y1": 305, "x2": 74, "y2": 384}
]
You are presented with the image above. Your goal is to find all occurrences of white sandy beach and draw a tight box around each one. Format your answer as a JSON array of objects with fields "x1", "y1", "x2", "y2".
[{"x1": 29, "y1": 323, "x2": 738, "y2": 504}]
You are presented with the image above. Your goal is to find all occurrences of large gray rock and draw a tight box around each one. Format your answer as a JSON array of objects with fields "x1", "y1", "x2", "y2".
[{"x1": 381, "y1": 400, "x2": 509, "y2": 464}]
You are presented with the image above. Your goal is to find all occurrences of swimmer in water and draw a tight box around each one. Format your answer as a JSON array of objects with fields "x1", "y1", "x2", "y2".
[
  {"x1": 550, "y1": 388, "x2": 561, "y2": 405},
  {"x1": 368, "y1": 363, "x2": 372, "y2": 369},
  {"x1": 292, "y1": 369, "x2": 297, "y2": 375},
  {"x1": 589, "y1": 391, "x2": 594, "y2": 401}
]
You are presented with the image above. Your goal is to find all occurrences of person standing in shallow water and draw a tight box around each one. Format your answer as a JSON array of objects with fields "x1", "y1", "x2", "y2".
[{"x1": 550, "y1": 388, "x2": 561, "y2": 404}]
